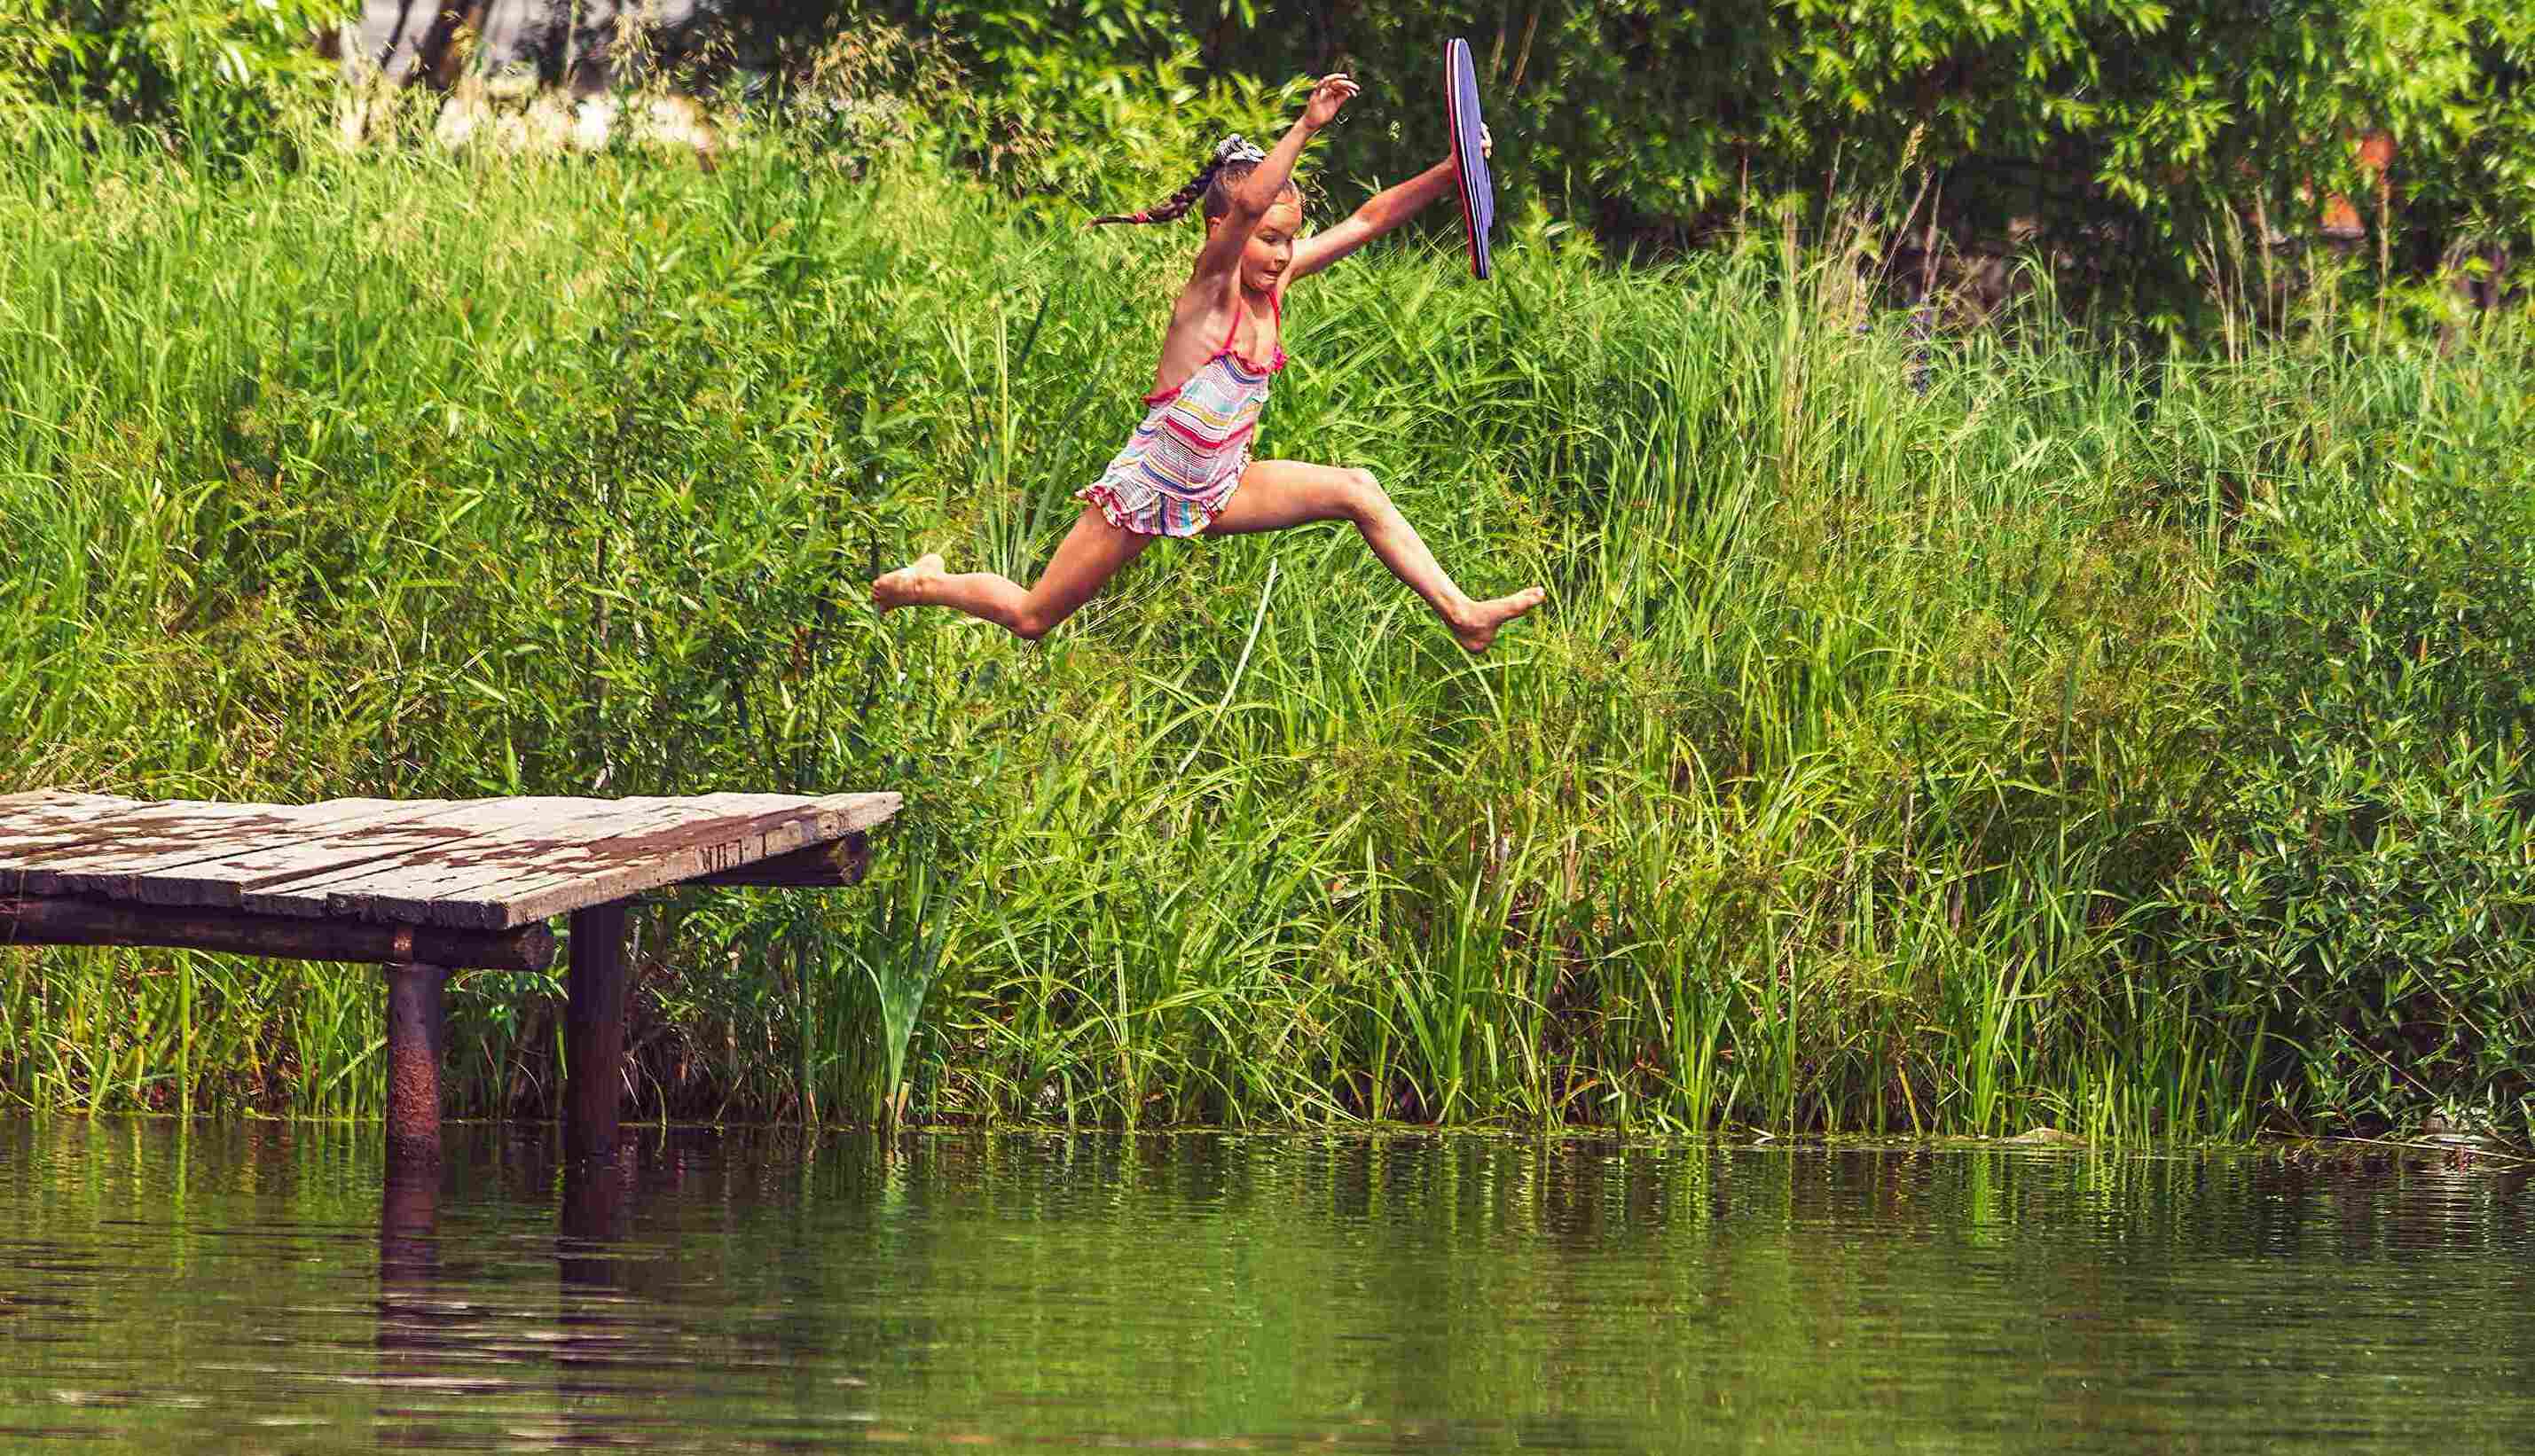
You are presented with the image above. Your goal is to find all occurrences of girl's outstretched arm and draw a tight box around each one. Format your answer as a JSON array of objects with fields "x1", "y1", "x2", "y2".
[
  {"x1": 1288, "y1": 128, "x2": 1489, "y2": 282},
  {"x1": 1189, "y1": 74, "x2": 1358, "y2": 286}
]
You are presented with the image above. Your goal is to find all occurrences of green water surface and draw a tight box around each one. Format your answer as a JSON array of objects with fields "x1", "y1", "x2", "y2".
[{"x1": 0, "y1": 1121, "x2": 2527, "y2": 1452}]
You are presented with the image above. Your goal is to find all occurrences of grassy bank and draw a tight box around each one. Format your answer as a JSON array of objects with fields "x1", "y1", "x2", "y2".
[{"x1": 4, "y1": 118, "x2": 2531, "y2": 1143}]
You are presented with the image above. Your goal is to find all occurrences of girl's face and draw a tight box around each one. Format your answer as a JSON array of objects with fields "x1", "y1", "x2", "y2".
[{"x1": 1212, "y1": 195, "x2": 1304, "y2": 294}]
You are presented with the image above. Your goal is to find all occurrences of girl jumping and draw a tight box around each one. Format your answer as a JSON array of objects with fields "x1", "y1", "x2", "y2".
[{"x1": 871, "y1": 74, "x2": 1545, "y2": 654}]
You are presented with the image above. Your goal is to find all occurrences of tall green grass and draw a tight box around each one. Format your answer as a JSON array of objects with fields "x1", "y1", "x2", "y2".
[{"x1": 4, "y1": 115, "x2": 2529, "y2": 1143}]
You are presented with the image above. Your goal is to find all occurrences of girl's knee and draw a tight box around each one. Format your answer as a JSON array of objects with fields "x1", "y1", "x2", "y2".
[
  {"x1": 1342, "y1": 466, "x2": 1387, "y2": 519},
  {"x1": 1011, "y1": 595, "x2": 1082, "y2": 640}
]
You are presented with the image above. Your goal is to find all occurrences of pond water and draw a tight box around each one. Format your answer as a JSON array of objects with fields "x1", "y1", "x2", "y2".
[{"x1": 0, "y1": 1119, "x2": 2527, "y2": 1452}]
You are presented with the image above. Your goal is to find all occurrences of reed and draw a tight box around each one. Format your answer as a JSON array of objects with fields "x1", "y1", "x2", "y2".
[{"x1": 4, "y1": 116, "x2": 2528, "y2": 1142}]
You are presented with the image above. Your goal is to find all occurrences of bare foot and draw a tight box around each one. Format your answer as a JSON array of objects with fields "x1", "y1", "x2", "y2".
[
  {"x1": 1448, "y1": 587, "x2": 1547, "y2": 653},
  {"x1": 871, "y1": 552, "x2": 946, "y2": 612}
]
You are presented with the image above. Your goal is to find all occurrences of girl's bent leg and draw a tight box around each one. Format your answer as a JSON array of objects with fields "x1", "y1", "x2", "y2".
[
  {"x1": 873, "y1": 507, "x2": 1153, "y2": 640},
  {"x1": 1204, "y1": 459, "x2": 1544, "y2": 652}
]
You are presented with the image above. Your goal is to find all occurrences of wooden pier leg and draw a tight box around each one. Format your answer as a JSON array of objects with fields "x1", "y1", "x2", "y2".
[
  {"x1": 565, "y1": 902, "x2": 631, "y2": 1166},
  {"x1": 383, "y1": 962, "x2": 449, "y2": 1166}
]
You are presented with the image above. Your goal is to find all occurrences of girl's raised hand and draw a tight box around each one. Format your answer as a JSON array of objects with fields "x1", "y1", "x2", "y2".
[{"x1": 1302, "y1": 74, "x2": 1359, "y2": 130}]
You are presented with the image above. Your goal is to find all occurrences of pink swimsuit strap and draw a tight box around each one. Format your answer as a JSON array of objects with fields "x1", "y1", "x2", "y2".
[{"x1": 1216, "y1": 290, "x2": 1283, "y2": 371}]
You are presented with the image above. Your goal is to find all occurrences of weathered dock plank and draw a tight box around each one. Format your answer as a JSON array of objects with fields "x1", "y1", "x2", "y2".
[
  {"x1": 221, "y1": 801, "x2": 608, "y2": 915},
  {"x1": 62, "y1": 801, "x2": 469, "y2": 904},
  {"x1": 0, "y1": 792, "x2": 151, "y2": 839},
  {"x1": 0, "y1": 794, "x2": 216, "y2": 871},
  {"x1": 122, "y1": 800, "x2": 475, "y2": 909},
  {"x1": 2, "y1": 798, "x2": 415, "y2": 896},
  {"x1": 325, "y1": 793, "x2": 899, "y2": 928},
  {"x1": 224, "y1": 798, "x2": 622, "y2": 915},
  {"x1": 482, "y1": 794, "x2": 897, "y2": 928},
  {"x1": 247, "y1": 795, "x2": 761, "y2": 923}
]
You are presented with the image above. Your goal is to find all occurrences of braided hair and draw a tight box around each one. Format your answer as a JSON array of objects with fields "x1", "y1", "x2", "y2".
[{"x1": 1092, "y1": 134, "x2": 1297, "y2": 226}]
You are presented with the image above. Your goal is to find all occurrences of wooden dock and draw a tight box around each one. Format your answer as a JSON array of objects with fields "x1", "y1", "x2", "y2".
[{"x1": 0, "y1": 788, "x2": 900, "y2": 1163}]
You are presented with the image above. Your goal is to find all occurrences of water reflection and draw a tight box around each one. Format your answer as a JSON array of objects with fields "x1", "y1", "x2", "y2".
[
  {"x1": 373, "y1": 1161, "x2": 449, "y2": 1449},
  {"x1": 0, "y1": 1121, "x2": 2526, "y2": 1453}
]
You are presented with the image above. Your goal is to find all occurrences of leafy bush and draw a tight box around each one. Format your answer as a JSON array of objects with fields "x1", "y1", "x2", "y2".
[
  {"x1": 9, "y1": 0, "x2": 2535, "y2": 314},
  {"x1": 781, "y1": 4, "x2": 1297, "y2": 215},
  {"x1": 859, "y1": 1, "x2": 2535, "y2": 318},
  {"x1": 2162, "y1": 413, "x2": 2535, "y2": 1139},
  {"x1": 0, "y1": 0, "x2": 337, "y2": 149}
]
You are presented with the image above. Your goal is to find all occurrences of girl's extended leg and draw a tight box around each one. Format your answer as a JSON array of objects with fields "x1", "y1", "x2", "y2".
[
  {"x1": 1204, "y1": 459, "x2": 1544, "y2": 652},
  {"x1": 872, "y1": 506, "x2": 1152, "y2": 640}
]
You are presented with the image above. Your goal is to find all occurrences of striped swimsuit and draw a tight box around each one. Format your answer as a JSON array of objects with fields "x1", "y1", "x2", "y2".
[{"x1": 1078, "y1": 292, "x2": 1286, "y2": 537}]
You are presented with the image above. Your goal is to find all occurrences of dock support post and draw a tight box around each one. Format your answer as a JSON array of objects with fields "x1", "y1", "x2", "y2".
[
  {"x1": 383, "y1": 962, "x2": 449, "y2": 1165},
  {"x1": 565, "y1": 902, "x2": 630, "y2": 1165}
]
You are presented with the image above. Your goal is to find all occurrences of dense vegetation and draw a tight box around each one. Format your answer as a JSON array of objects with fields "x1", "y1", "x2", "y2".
[
  {"x1": 6, "y1": 2, "x2": 2534, "y2": 321},
  {"x1": 4, "y1": 95, "x2": 2529, "y2": 1143}
]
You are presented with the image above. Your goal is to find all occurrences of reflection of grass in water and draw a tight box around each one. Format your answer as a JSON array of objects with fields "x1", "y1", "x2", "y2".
[{"x1": 2, "y1": 113, "x2": 2529, "y2": 1144}]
